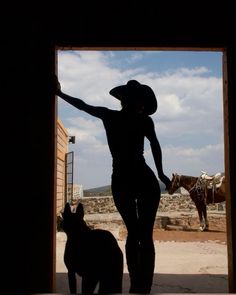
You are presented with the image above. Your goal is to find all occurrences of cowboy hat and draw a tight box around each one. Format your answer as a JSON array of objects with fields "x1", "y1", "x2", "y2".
[{"x1": 109, "y1": 80, "x2": 158, "y2": 115}]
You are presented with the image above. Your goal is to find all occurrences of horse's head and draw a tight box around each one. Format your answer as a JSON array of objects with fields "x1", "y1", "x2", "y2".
[
  {"x1": 168, "y1": 173, "x2": 181, "y2": 195},
  {"x1": 62, "y1": 202, "x2": 89, "y2": 237}
]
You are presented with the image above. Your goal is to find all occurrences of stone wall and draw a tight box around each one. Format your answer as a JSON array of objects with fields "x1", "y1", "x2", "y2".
[
  {"x1": 77, "y1": 194, "x2": 226, "y2": 215},
  {"x1": 57, "y1": 194, "x2": 226, "y2": 238}
]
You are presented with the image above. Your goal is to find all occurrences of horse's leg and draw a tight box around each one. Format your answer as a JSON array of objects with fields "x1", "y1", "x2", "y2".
[
  {"x1": 202, "y1": 203, "x2": 209, "y2": 230},
  {"x1": 194, "y1": 201, "x2": 206, "y2": 231}
]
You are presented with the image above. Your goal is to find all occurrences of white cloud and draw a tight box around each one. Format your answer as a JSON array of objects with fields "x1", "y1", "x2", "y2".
[
  {"x1": 145, "y1": 143, "x2": 224, "y2": 179},
  {"x1": 128, "y1": 52, "x2": 145, "y2": 62},
  {"x1": 58, "y1": 51, "x2": 141, "y2": 109},
  {"x1": 66, "y1": 117, "x2": 108, "y2": 155},
  {"x1": 168, "y1": 66, "x2": 210, "y2": 76},
  {"x1": 165, "y1": 143, "x2": 224, "y2": 175},
  {"x1": 65, "y1": 117, "x2": 112, "y2": 188},
  {"x1": 156, "y1": 93, "x2": 191, "y2": 119}
]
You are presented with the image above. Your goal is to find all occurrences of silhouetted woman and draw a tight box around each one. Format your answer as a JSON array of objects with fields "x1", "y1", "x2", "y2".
[{"x1": 55, "y1": 77, "x2": 171, "y2": 293}]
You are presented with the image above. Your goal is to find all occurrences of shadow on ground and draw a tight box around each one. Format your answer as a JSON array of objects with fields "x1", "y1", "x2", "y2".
[{"x1": 56, "y1": 272, "x2": 228, "y2": 293}]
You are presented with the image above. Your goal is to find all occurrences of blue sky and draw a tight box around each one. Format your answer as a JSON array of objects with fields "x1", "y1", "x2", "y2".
[{"x1": 57, "y1": 50, "x2": 224, "y2": 189}]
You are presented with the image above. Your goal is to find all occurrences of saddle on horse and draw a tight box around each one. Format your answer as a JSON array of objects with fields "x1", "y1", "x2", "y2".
[{"x1": 199, "y1": 171, "x2": 225, "y2": 203}]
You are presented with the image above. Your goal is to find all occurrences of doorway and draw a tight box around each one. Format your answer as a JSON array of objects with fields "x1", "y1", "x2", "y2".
[{"x1": 55, "y1": 48, "x2": 229, "y2": 293}]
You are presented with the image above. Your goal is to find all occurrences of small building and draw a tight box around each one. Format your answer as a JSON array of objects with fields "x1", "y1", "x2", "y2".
[
  {"x1": 56, "y1": 118, "x2": 69, "y2": 215},
  {"x1": 56, "y1": 118, "x2": 78, "y2": 215}
]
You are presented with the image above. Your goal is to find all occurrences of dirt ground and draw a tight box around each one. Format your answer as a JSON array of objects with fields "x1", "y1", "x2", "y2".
[
  {"x1": 152, "y1": 227, "x2": 227, "y2": 243},
  {"x1": 56, "y1": 225, "x2": 228, "y2": 293},
  {"x1": 116, "y1": 218, "x2": 227, "y2": 243},
  {"x1": 89, "y1": 213, "x2": 227, "y2": 244}
]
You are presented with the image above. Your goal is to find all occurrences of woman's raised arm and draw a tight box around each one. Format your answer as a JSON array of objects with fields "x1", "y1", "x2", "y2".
[{"x1": 54, "y1": 76, "x2": 108, "y2": 119}]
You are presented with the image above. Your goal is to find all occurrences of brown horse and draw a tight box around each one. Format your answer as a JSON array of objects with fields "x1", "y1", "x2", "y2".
[{"x1": 168, "y1": 173, "x2": 226, "y2": 231}]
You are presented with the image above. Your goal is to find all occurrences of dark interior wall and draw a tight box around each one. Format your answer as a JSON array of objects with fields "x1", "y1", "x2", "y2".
[
  {"x1": 54, "y1": 1, "x2": 227, "y2": 48},
  {"x1": 3, "y1": 32, "x2": 57, "y2": 292},
  {"x1": 3, "y1": 1, "x2": 235, "y2": 293}
]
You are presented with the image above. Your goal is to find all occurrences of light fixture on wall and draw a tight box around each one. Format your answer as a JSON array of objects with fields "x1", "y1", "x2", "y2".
[{"x1": 69, "y1": 136, "x2": 76, "y2": 144}]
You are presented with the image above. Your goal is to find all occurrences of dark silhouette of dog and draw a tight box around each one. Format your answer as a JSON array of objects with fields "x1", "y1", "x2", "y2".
[{"x1": 62, "y1": 202, "x2": 123, "y2": 293}]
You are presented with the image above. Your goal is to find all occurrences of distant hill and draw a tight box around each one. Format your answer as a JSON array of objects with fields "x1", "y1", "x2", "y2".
[
  {"x1": 83, "y1": 181, "x2": 167, "y2": 197},
  {"x1": 84, "y1": 185, "x2": 112, "y2": 196}
]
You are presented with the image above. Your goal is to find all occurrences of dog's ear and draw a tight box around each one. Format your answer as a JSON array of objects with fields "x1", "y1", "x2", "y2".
[
  {"x1": 76, "y1": 203, "x2": 84, "y2": 218},
  {"x1": 63, "y1": 202, "x2": 72, "y2": 218}
]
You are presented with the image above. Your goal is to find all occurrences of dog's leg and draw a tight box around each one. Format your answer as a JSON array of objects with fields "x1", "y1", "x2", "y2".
[
  {"x1": 99, "y1": 274, "x2": 123, "y2": 294},
  {"x1": 99, "y1": 265, "x2": 123, "y2": 294},
  {"x1": 82, "y1": 275, "x2": 98, "y2": 294},
  {"x1": 68, "y1": 270, "x2": 77, "y2": 293}
]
